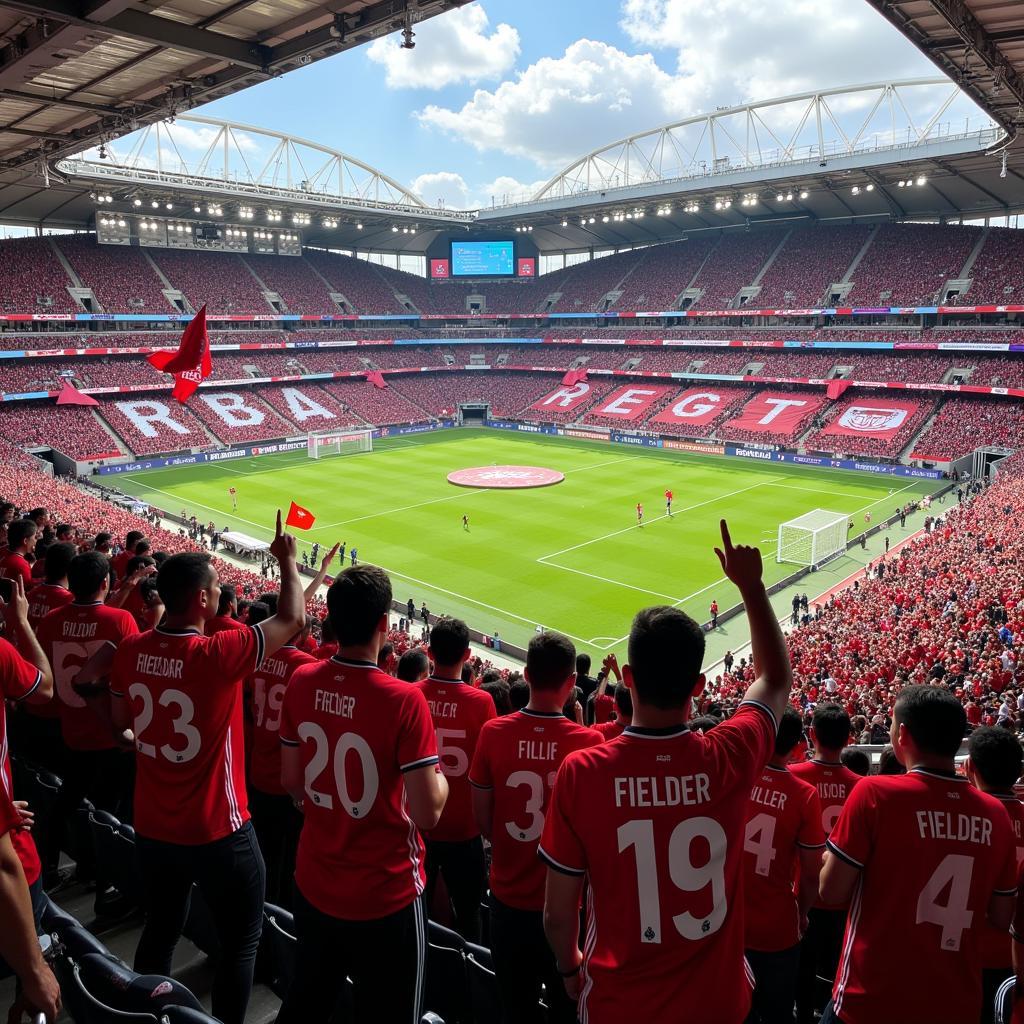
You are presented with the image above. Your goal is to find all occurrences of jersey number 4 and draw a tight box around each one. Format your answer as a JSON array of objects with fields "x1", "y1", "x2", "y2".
[
  {"x1": 915, "y1": 853, "x2": 975, "y2": 952},
  {"x1": 617, "y1": 817, "x2": 728, "y2": 943}
]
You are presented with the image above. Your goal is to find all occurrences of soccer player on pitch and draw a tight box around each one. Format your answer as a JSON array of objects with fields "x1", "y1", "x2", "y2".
[
  {"x1": 229, "y1": 486, "x2": 237, "y2": 511},
  {"x1": 277, "y1": 565, "x2": 448, "y2": 1024},
  {"x1": 636, "y1": 501, "x2": 644, "y2": 528},
  {"x1": 665, "y1": 489, "x2": 673, "y2": 516},
  {"x1": 470, "y1": 631, "x2": 601, "y2": 1023},
  {"x1": 109, "y1": 511, "x2": 306, "y2": 1024},
  {"x1": 819, "y1": 687, "x2": 1017, "y2": 1024},
  {"x1": 742, "y1": 707, "x2": 825, "y2": 1023},
  {"x1": 540, "y1": 519, "x2": 791, "y2": 1024},
  {"x1": 416, "y1": 615, "x2": 495, "y2": 941},
  {"x1": 790, "y1": 704, "x2": 863, "y2": 1024}
]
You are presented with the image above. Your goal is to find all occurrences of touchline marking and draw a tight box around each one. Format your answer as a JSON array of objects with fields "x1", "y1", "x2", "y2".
[
  {"x1": 852, "y1": 480, "x2": 919, "y2": 516},
  {"x1": 537, "y1": 481, "x2": 770, "y2": 562}
]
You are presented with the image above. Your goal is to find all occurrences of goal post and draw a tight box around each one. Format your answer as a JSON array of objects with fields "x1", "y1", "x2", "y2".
[
  {"x1": 307, "y1": 429, "x2": 373, "y2": 459},
  {"x1": 776, "y1": 509, "x2": 849, "y2": 569}
]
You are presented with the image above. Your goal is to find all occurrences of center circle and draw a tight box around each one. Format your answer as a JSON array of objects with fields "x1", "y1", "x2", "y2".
[{"x1": 447, "y1": 465, "x2": 565, "y2": 489}]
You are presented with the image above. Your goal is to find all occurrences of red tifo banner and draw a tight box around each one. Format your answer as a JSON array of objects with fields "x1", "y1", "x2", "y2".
[
  {"x1": 727, "y1": 392, "x2": 825, "y2": 434},
  {"x1": 530, "y1": 380, "x2": 595, "y2": 412},
  {"x1": 590, "y1": 384, "x2": 673, "y2": 421},
  {"x1": 650, "y1": 388, "x2": 733, "y2": 427},
  {"x1": 821, "y1": 400, "x2": 920, "y2": 440}
]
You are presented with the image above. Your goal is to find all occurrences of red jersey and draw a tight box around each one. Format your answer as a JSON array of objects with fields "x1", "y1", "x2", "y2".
[
  {"x1": 280, "y1": 656, "x2": 439, "y2": 920},
  {"x1": 743, "y1": 764, "x2": 824, "y2": 951},
  {"x1": 539, "y1": 701, "x2": 777, "y2": 1024},
  {"x1": 592, "y1": 692, "x2": 614, "y2": 724},
  {"x1": 111, "y1": 550, "x2": 133, "y2": 583},
  {"x1": 0, "y1": 552, "x2": 33, "y2": 589},
  {"x1": 790, "y1": 758, "x2": 862, "y2": 908},
  {"x1": 979, "y1": 794, "x2": 1024, "y2": 969},
  {"x1": 828, "y1": 768, "x2": 1017, "y2": 1024},
  {"x1": 414, "y1": 675, "x2": 496, "y2": 841},
  {"x1": 26, "y1": 583, "x2": 74, "y2": 631},
  {"x1": 37, "y1": 601, "x2": 139, "y2": 751},
  {"x1": 111, "y1": 623, "x2": 265, "y2": 845},
  {"x1": 469, "y1": 709, "x2": 601, "y2": 910},
  {"x1": 207, "y1": 615, "x2": 246, "y2": 636},
  {"x1": 593, "y1": 719, "x2": 625, "y2": 742},
  {"x1": 0, "y1": 636, "x2": 44, "y2": 885},
  {"x1": 245, "y1": 644, "x2": 314, "y2": 795}
]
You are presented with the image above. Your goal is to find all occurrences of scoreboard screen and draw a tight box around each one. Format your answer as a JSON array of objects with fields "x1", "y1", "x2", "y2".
[{"x1": 450, "y1": 240, "x2": 515, "y2": 277}]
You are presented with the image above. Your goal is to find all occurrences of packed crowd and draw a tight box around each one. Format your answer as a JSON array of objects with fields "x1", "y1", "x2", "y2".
[
  {"x1": 0, "y1": 447, "x2": 1021, "y2": 1024},
  {"x1": 912, "y1": 399, "x2": 1024, "y2": 461}
]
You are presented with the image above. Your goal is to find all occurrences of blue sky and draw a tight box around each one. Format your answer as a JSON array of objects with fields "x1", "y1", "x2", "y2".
[{"x1": 155, "y1": 1, "x2": 985, "y2": 210}]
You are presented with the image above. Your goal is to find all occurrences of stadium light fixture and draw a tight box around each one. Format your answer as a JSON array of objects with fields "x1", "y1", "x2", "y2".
[
  {"x1": 602, "y1": 215, "x2": 609, "y2": 222},
  {"x1": 193, "y1": 205, "x2": 201, "y2": 213},
  {"x1": 588, "y1": 217, "x2": 595, "y2": 224},
  {"x1": 133, "y1": 199, "x2": 142, "y2": 207},
  {"x1": 916, "y1": 175, "x2": 927, "y2": 186},
  {"x1": 786, "y1": 192, "x2": 794, "y2": 201},
  {"x1": 561, "y1": 220, "x2": 568, "y2": 227},
  {"x1": 165, "y1": 202, "x2": 173, "y2": 210},
  {"x1": 865, "y1": 183, "x2": 875, "y2": 192},
  {"x1": 151, "y1": 200, "x2": 159, "y2": 208},
  {"x1": 799, "y1": 191, "x2": 808, "y2": 199},
  {"x1": 579, "y1": 218, "x2": 587, "y2": 227},
  {"x1": 356, "y1": 223, "x2": 363, "y2": 230},
  {"x1": 775, "y1": 193, "x2": 784, "y2": 202},
  {"x1": 851, "y1": 186, "x2": 860, "y2": 195},
  {"x1": 392, "y1": 225, "x2": 399, "y2": 232}
]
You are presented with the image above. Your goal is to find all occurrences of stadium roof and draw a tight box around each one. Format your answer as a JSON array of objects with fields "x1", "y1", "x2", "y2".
[
  {"x1": 0, "y1": 0, "x2": 470, "y2": 219},
  {"x1": 864, "y1": 1, "x2": 1024, "y2": 137}
]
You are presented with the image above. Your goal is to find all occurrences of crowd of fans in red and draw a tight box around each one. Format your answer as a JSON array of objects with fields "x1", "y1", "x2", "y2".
[{"x1": 708, "y1": 453, "x2": 1024, "y2": 731}]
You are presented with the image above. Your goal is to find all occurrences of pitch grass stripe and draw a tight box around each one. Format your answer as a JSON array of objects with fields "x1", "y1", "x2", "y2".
[{"x1": 536, "y1": 480, "x2": 770, "y2": 562}]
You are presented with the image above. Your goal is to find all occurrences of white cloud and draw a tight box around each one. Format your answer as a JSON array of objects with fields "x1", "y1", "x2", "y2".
[
  {"x1": 367, "y1": 4, "x2": 520, "y2": 90},
  {"x1": 417, "y1": 39, "x2": 689, "y2": 168},
  {"x1": 410, "y1": 170, "x2": 548, "y2": 210},
  {"x1": 415, "y1": 3, "x2": 984, "y2": 173},
  {"x1": 619, "y1": 0, "x2": 938, "y2": 102}
]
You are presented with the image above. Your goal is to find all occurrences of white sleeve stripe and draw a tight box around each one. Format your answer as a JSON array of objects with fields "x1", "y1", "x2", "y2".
[
  {"x1": 798, "y1": 841, "x2": 827, "y2": 849},
  {"x1": 826, "y1": 839, "x2": 864, "y2": 869},
  {"x1": 13, "y1": 671, "x2": 42, "y2": 702},
  {"x1": 739, "y1": 699, "x2": 778, "y2": 733},
  {"x1": 401, "y1": 755, "x2": 440, "y2": 773},
  {"x1": 538, "y1": 847, "x2": 585, "y2": 876},
  {"x1": 251, "y1": 623, "x2": 266, "y2": 669}
]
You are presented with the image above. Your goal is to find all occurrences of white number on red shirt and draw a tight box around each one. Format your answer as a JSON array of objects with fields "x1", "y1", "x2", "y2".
[
  {"x1": 915, "y1": 853, "x2": 974, "y2": 951},
  {"x1": 128, "y1": 683, "x2": 201, "y2": 764},
  {"x1": 297, "y1": 722, "x2": 379, "y2": 818},
  {"x1": 53, "y1": 641, "x2": 90, "y2": 709},
  {"x1": 744, "y1": 812, "x2": 777, "y2": 877},
  {"x1": 617, "y1": 816, "x2": 728, "y2": 944},
  {"x1": 436, "y1": 728, "x2": 469, "y2": 777},
  {"x1": 504, "y1": 770, "x2": 545, "y2": 843},
  {"x1": 253, "y1": 679, "x2": 286, "y2": 732},
  {"x1": 822, "y1": 804, "x2": 843, "y2": 835}
]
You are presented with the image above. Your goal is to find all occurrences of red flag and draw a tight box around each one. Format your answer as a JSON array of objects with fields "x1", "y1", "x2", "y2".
[
  {"x1": 285, "y1": 501, "x2": 316, "y2": 530},
  {"x1": 826, "y1": 379, "x2": 852, "y2": 401},
  {"x1": 56, "y1": 380, "x2": 98, "y2": 407},
  {"x1": 562, "y1": 368, "x2": 588, "y2": 387},
  {"x1": 148, "y1": 305, "x2": 211, "y2": 403},
  {"x1": 366, "y1": 370, "x2": 387, "y2": 390}
]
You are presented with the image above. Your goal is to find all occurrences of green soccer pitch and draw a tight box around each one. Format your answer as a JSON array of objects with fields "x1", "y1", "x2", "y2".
[{"x1": 114, "y1": 428, "x2": 937, "y2": 657}]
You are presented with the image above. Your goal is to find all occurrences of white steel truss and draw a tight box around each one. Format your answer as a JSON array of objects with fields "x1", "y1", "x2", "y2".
[
  {"x1": 534, "y1": 79, "x2": 998, "y2": 202},
  {"x1": 58, "y1": 114, "x2": 439, "y2": 214}
]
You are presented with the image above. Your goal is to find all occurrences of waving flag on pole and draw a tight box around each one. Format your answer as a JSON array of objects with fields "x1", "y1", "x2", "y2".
[
  {"x1": 562, "y1": 368, "x2": 588, "y2": 387},
  {"x1": 285, "y1": 501, "x2": 316, "y2": 530},
  {"x1": 55, "y1": 380, "x2": 99, "y2": 407},
  {"x1": 148, "y1": 305, "x2": 211, "y2": 403},
  {"x1": 366, "y1": 370, "x2": 387, "y2": 390},
  {"x1": 826, "y1": 379, "x2": 852, "y2": 401}
]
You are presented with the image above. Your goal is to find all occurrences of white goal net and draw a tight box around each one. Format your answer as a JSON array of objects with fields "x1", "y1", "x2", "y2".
[
  {"x1": 307, "y1": 429, "x2": 373, "y2": 459},
  {"x1": 776, "y1": 509, "x2": 848, "y2": 568}
]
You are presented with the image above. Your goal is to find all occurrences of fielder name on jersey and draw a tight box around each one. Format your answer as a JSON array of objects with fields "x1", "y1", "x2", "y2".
[
  {"x1": 62, "y1": 620, "x2": 98, "y2": 639},
  {"x1": 136, "y1": 653, "x2": 184, "y2": 678},
  {"x1": 314, "y1": 689, "x2": 355, "y2": 718},
  {"x1": 614, "y1": 773, "x2": 711, "y2": 807},
  {"x1": 916, "y1": 810, "x2": 993, "y2": 844}
]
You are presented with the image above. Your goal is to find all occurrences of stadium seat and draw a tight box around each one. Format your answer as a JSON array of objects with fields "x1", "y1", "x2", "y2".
[
  {"x1": 463, "y1": 943, "x2": 499, "y2": 1024},
  {"x1": 89, "y1": 810, "x2": 144, "y2": 905},
  {"x1": 38, "y1": 892, "x2": 80, "y2": 937},
  {"x1": 258, "y1": 902, "x2": 297, "y2": 999},
  {"x1": 425, "y1": 921, "x2": 469, "y2": 1024},
  {"x1": 996, "y1": 976, "x2": 1015, "y2": 1024}
]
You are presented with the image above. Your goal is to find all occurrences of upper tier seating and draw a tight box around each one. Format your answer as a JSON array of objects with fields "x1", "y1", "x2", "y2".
[
  {"x1": 150, "y1": 250, "x2": 272, "y2": 314},
  {"x1": 56, "y1": 236, "x2": 175, "y2": 313},
  {"x1": 846, "y1": 224, "x2": 980, "y2": 306},
  {"x1": 0, "y1": 237, "x2": 77, "y2": 313},
  {"x1": 755, "y1": 225, "x2": 872, "y2": 307}
]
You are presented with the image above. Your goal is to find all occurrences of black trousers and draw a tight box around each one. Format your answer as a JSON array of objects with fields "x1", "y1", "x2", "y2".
[
  {"x1": 135, "y1": 820, "x2": 265, "y2": 1024},
  {"x1": 248, "y1": 787, "x2": 302, "y2": 910},
  {"x1": 981, "y1": 966, "x2": 1012, "y2": 1024},
  {"x1": 490, "y1": 894, "x2": 577, "y2": 1024},
  {"x1": 276, "y1": 887, "x2": 426, "y2": 1024},
  {"x1": 424, "y1": 835, "x2": 485, "y2": 942},
  {"x1": 746, "y1": 944, "x2": 801, "y2": 1024},
  {"x1": 797, "y1": 907, "x2": 846, "y2": 1024}
]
